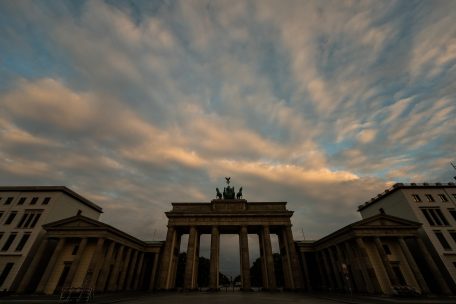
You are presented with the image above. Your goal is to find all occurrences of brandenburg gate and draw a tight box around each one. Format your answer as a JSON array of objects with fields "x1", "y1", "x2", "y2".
[{"x1": 158, "y1": 178, "x2": 304, "y2": 291}]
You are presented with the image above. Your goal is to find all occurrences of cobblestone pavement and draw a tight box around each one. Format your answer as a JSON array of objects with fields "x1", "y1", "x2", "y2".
[
  {"x1": 2, "y1": 292, "x2": 455, "y2": 304},
  {"x1": 105, "y1": 292, "x2": 356, "y2": 304}
]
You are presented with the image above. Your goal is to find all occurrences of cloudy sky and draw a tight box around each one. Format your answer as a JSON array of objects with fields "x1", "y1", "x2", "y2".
[{"x1": 0, "y1": 0, "x2": 455, "y2": 271}]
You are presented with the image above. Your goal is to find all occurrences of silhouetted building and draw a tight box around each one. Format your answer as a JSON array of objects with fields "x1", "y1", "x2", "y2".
[
  {"x1": 358, "y1": 182, "x2": 456, "y2": 293},
  {"x1": 1, "y1": 183, "x2": 455, "y2": 296},
  {"x1": 0, "y1": 186, "x2": 102, "y2": 292}
]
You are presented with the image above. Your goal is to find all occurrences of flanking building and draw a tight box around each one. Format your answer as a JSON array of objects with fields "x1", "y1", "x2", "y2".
[
  {"x1": 0, "y1": 186, "x2": 102, "y2": 293},
  {"x1": 357, "y1": 182, "x2": 456, "y2": 293}
]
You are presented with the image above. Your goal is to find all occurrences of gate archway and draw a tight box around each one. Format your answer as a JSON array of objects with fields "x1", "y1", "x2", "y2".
[{"x1": 157, "y1": 180, "x2": 304, "y2": 291}]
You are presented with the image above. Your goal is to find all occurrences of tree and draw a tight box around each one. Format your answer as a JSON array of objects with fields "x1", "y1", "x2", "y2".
[
  {"x1": 175, "y1": 253, "x2": 230, "y2": 288},
  {"x1": 249, "y1": 253, "x2": 285, "y2": 287}
]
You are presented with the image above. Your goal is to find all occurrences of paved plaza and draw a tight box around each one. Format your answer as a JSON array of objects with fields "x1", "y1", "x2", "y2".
[{"x1": 4, "y1": 291, "x2": 456, "y2": 304}]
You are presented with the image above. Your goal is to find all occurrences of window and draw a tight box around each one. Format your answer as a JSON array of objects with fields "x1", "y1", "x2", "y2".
[
  {"x1": 16, "y1": 210, "x2": 43, "y2": 228},
  {"x1": 30, "y1": 197, "x2": 38, "y2": 205},
  {"x1": 435, "y1": 209, "x2": 449, "y2": 225},
  {"x1": 30, "y1": 213, "x2": 41, "y2": 228},
  {"x1": 42, "y1": 197, "x2": 51, "y2": 205},
  {"x1": 72, "y1": 243, "x2": 80, "y2": 255},
  {"x1": 420, "y1": 208, "x2": 449, "y2": 226},
  {"x1": 425, "y1": 194, "x2": 435, "y2": 202},
  {"x1": 449, "y1": 209, "x2": 456, "y2": 221},
  {"x1": 15, "y1": 233, "x2": 31, "y2": 251},
  {"x1": 412, "y1": 194, "x2": 422, "y2": 202},
  {"x1": 434, "y1": 231, "x2": 451, "y2": 250},
  {"x1": 17, "y1": 213, "x2": 28, "y2": 228},
  {"x1": 450, "y1": 231, "x2": 456, "y2": 244},
  {"x1": 4, "y1": 211, "x2": 17, "y2": 225},
  {"x1": 0, "y1": 263, "x2": 14, "y2": 286},
  {"x1": 438, "y1": 194, "x2": 448, "y2": 202},
  {"x1": 383, "y1": 244, "x2": 392, "y2": 255},
  {"x1": 17, "y1": 197, "x2": 26, "y2": 205},
  {"x1": 1, "y1": 233, "x2": 17, "y2": 251},
  {"x1": 391, "y1": 264, "x2": 406, "y2": 285},
  {"x1": 4, "y1": 197, "x2": 13, "y2": 205}
]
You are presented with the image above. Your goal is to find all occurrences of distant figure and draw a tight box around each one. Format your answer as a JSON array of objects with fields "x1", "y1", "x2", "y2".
[
  {"x1": 236, "y1": 187, "x2": 243, "y2": 199},
  {"x1": 216, "y1": 188, "x2": 222, "y2": 199}
]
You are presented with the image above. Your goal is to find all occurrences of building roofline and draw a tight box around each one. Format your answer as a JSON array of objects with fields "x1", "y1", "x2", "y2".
[
  {"x1": 357, "y1": 182, "x2": 456, "y2": 212},
  {"x1": 314, "y1": 214, "x2": 422, "y2": 246},
  {"x1": 43, "y1": 215, "x2": 147, "y2": 246},
  {"x1": 0, "y1": 186, "x2": 103, "y2": 213}
]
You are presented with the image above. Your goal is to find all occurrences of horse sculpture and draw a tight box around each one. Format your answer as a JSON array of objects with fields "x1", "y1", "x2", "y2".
[
  {"x1": 236, "y1": 187, "x2": 243, "y2": 199},
  {"x1": 216, "y1": 188, "x2": 222, "y2": 199}
]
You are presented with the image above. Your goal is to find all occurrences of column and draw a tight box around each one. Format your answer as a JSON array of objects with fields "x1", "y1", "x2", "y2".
[
  {"x1": 284, "y1": 226, "x2": 304, "y2": 289},
  {"x1": 344, "y1": 241, "x2": 370, "y2": 293},
  {"x1": 86, "y1": 238, "x2": 106, "y2": 288},
  {"x1": 335, "y1": 244, "x2": 351, "y2": 292},
  {"x1": 327, "y1": 247, "x2": 343, "y2": 291},
  {"x1": 321, "y1": 250, "x2": 335, "y2": 290},
  {"x1": 117, "y1": 247, "x2": 132, "y2": 290},
  {"x1": 137, "y1": 253, "x2": 148, "y2": 290},
  {"x1": 125, "y1": 250, "x2": 139, "y2": 290},
  {"x1": 258, "y1": 231, "x2": 269, "y2": 289},
  {"x1": 96, "y1": 241, "x2": 116, "y2": 292},
  {"x1": 356, "y1": 237, "x2": 381, "y2": 293},
  {"x1": 374, "y1": 237, "x2": 399, "y2": 287},
  {"x1": 239, "y1": 225, "x2": 251, "y2": 290},
  {"x1": 64, "y1": 238, "x2": 88, "y2": 288},
  {"x1": 184, "y1": 226, "x2": 199, "y2": 290},
  {"x1": 299, "y1": 250, "x2": 311, "y2": 291},
  {"x1": 149, "y1": 252, "x2": 160, "y2": 290},
  {"x1": 315, "y1": 252, "x2": 329, "y2": 290},
  {"x1": 169, "y1": 232, "x2": 182, "y2": 289},
  {"x1": 262, "y1": 226, "x2": 276, "y2": 290},
  {"x1": 107, "y1": 245, "x2": 125, "y2": 291},
  {"x1": 17, "y1": 238, "x2": 50, "y2": 292},
  {"x1": 133, "y1": 253, "x2": 145, "y2": 290},
  {"x1": 416, "y1": 237, "x2": 452, "y2": 295},
  {"x1": 209, "y1": 226, "x2": 220, "y2": 290},
  {"x1": 158, "y1": 226, "x2": 177, "y2": 290},
  {"x1": 36, "y1": 238, "x2": 66, "y2": 293},
  {"x1": 278, "y1": 229, "x2": 293, "y2": 289},
  {"x1": 398, "y1": 238, "x2": 429, "y2": 294}
]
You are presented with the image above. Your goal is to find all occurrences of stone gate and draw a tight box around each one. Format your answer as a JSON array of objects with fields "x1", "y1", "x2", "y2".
[{"x1": 157, "y1": 180, "x2": 304, "y2": 291}]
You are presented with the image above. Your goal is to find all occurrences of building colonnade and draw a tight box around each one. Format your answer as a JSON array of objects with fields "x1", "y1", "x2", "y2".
[
  {"x1": 159, "y1": 224, "x2": 305, "y2": 291},
  {"x1": 304, "y1": 235, "x2": 452, "y2": 295},
  {"x1": 16, "y1": 235, "x2": 160, "y2": 294}
]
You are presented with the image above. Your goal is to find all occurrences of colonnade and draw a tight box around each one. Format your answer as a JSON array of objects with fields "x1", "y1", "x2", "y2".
[
  {"x1": 314, "y1": 236, "x2": 451, "y2": 295},
  {"x1": 158, "y1": 225, "x2": 304, "y2": 290},
  {"x1": 17, "y1": 237, "x2": 159, "y2": 294}
]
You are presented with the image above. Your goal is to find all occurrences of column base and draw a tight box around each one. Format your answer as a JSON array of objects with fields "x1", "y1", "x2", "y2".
[{"x1": 241, "y1": 288, "x2": 254, "y2": 292}]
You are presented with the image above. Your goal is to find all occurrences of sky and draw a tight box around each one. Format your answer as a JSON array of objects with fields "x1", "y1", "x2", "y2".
[{"x1": 0, "y1": 0, "x2": 455, "y2": 274}]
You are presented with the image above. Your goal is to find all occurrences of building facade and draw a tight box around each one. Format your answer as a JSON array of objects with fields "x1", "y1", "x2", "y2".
[
  {"x1": 16, "y1": 215, "x2": 162, "y2": 294},
  {"x1": 358, "y1": 183, "x2": 456, "y2": 291},
  {"x1": 297, "y1": 214, "x2": 452, "y2": 295},
  {"x1": 2, "y1": 183, "x2": 455, "y2": 296},
  {"x1": 0, "y1": 186, "x2": 102, "y2": 292}
]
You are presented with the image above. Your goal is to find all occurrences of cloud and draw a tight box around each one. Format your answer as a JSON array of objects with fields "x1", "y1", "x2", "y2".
[
  {"x1": 357, "y1": 129, "x2": 377, "y2": 144},
  {"x1": 0, "y1": 0, "x2": 455, "y2": 251}
]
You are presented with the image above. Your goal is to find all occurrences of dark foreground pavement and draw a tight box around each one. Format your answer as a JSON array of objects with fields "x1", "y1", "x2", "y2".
[{"x1": 1, "y1": 292, "x2": 455, "y2": 304}]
